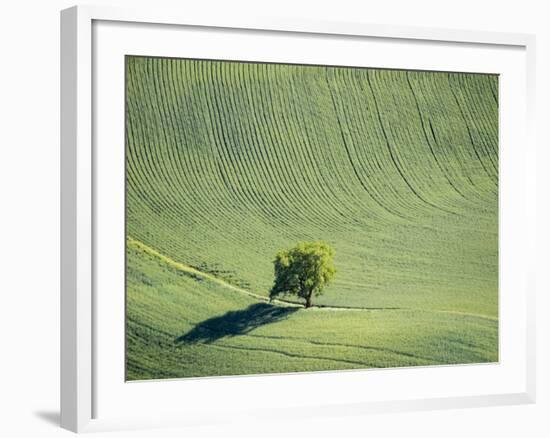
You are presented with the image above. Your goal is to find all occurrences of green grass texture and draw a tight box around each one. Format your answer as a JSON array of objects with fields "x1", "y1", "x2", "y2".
[{"x1": 125, "y1": 56, "x2": 498, "y2": 380}]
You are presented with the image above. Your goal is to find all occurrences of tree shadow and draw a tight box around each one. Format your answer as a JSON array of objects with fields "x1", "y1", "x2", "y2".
[{"x1": 175, "y1": 303, "x2": 299, "y2": 345}]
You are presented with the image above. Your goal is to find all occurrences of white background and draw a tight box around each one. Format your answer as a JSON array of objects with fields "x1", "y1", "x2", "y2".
[
  {"x1": 94, "y1": 19, "x2": 528, "y2": 421},
  {"x1": 0, "y1": 0, "x2": 547, "y2": 437}
]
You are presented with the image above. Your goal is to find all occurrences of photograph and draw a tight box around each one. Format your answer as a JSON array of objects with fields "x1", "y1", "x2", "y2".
[{"x1": 125, "y1": 55, "x2": 499, "y2": 380}]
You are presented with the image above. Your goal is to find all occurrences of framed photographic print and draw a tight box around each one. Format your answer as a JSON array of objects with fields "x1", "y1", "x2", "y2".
[{"x1": 61, "y1": 5, "x2": 536, "y2": 433}]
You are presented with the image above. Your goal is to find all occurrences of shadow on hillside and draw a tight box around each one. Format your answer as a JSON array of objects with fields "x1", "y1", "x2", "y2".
[{"x1": 175, "y1": 303, "x2": 299, "y2": 345}]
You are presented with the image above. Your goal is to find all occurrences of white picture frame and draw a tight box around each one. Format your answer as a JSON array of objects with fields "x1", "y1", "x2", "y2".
[{"x1": 60, "y1": 4, "x2": 536, "y2": 433}]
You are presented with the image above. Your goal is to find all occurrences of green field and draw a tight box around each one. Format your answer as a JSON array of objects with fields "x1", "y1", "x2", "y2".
[{"x1": 125, "y1": 56, "x2": 499, "y2": 380}]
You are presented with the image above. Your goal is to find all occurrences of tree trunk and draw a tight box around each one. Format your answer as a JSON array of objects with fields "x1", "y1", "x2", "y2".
[{"x1": 305, "y1": 294, "x2": 312, "y2": 308}]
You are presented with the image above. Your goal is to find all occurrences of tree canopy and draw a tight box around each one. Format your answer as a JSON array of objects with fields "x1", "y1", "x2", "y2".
[{"x1": 269, "y1": 242, "x2": 336, "y2": 308}]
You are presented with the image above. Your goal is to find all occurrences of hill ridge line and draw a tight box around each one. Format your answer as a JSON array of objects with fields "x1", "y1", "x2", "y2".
[
  {"x1": 126, "y1": 237, "x2": 290, "y2": 304},
  {"x1": 127, "y1": 237, "x2": 497, "y2": 320}
]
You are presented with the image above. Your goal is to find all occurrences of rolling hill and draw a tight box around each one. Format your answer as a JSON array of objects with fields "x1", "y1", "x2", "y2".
[{"x1": 125, "y1": 56, "x2": 498, "y2": 380}]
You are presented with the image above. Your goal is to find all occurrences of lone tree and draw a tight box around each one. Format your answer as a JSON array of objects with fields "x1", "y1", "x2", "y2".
[{"x1": 269, "y1": 242, "x2": 336, "y2": 308}]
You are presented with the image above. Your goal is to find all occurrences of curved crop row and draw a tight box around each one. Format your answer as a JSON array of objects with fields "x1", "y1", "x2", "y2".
[{"x1": 125, "y1": 57, "x2": 498, "y2": 316}]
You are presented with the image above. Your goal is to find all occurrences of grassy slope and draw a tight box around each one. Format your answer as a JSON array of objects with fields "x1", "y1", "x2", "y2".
[
  {"x1": 127, "y1": 241, "x2": 497, "y2": 380},
  {"x1": 125, "y1": 57, "x2": 499, "y2": 379}
]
